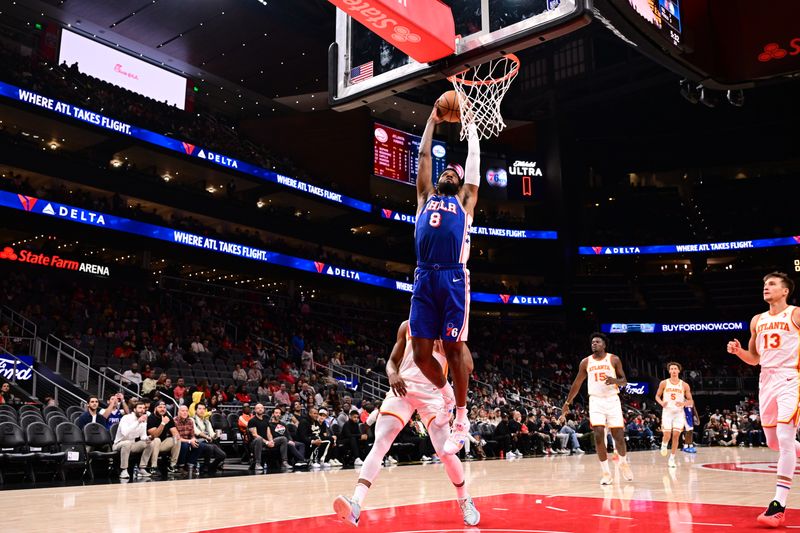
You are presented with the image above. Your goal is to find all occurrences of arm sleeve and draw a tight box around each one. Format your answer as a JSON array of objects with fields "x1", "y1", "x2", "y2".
[{"x1": 464, "y1": 123, "x2": 480, "y2": 187}]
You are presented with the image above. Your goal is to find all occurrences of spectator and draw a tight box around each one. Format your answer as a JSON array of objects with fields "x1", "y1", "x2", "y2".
[
  {"x1": 141, "y1": 372, "x2": 158, "y2": 396},
  {"x1": 173, "y1": 404, "x2": 203, "y2": 472},
  {"x1": 247, "y1": 364, "x2": 262, "y2": 386},
  {"x1": 139, "y1": 343, "x2": 157, "y2": 365},
  {"x1": 274, "y1": 383, "x2": 291, "y2": 406},
  {"x1": 301, "y1": 345, "x2": 314, "y2": 372},
  {"x1": 509, "y1": 410, "x2": 531, "y2": 457},
  {"x1": 192, "y1": 403, "x2": 226, "y2": 473},
  {"x1": 339, "y1": 409, "x2": 367, "y2": 466},
  {"x1": 75, "y1": 396, "x2": 108, "y2": 430},
  {"x1": 121, "y1": 362, "x2": 142, "y2": 387},
  {"x1": 146, "y1": 400, "x2": 181, "y2": 474},
  {"x1": 232, "y1": 364, "x2": 247, "y2": 384},
  {"x1": 0, "y1": 382, "x2": 14, "y2": 404},
  {"x1": 101, "y1": 393, "x2": 128, "y2": 429},
  {"x1": 493, "y1": 412, "x2": 513, "y2": 457},
  {"x1": 173, "y1": 377, "x2": 187, "y2": 404},
  {"x1": 270, "y1": 406, "x2": 305, "y2": 467},
  {"x1": 235, "y1": 385, "x2": 252, "y2": 404},
  {"x1": 298, "y1": 407, "x2": 332, "y2": 468},
  {"x1": 248, "y1": 403, "x2": 289, "y2": 472},
  {"x1": 527, "y1": 413, "x2": 553, "y2": 455},
  {"x1": 112, "y1": 400, "x2": 158, "y2": 479}
]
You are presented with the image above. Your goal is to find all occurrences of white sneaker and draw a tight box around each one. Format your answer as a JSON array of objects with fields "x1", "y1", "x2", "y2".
[
  {"x1": 330, "y1": 459, "x2": 342, "y2": 467},
  {"x1": 137, "y1": 468, "x2": 151, "y2": 477},
  {"x1": 435, "y1": 393, "x2": 456, "y2": 426},
  {"x1": 506, "y1": 451, "x2": 516, "y2": 459},
  {"x1": 333, "y1": 495, "x2": 360, "y2": 527},
  {"x1": 119, "y1": 470, "x2": 129, "y2": 479},
  {"x1": 311, "y1": 462, "x2": 321, "y2": 469},
  {"x1": 387, "y1": 456, "x2": 397, "y2": 464},
  {"x1": 514, "y1": 449, "x2": 523, "y2": 456},
  {"x1": 459, "y1": 497, "x2": 481, "y2": 526},
  {"x1": 431, "y1": 454, "x2": 441, "y2": 463},
  {"x1": 444, "y1": 421, "x2": 469, "y2": 455},
  {"x1": 574, "y1": 448, "x2": 586, "y2": 455},
  {"x1": 660, "y1": 442, "x2": 669, "y2": 457},
  {"x1": 321, "y1": 462, "x2": 331, "y2": 468},
  {"x1": 421, "y1": 455, "x2": 432, "y2": 462},
  {"x1": 668, "y1": 455, "x2": 677, "y2": 468},
  {"x1": 600, "y1": 473, "x2": 613, "y2": 485},
  {"x1": 353, "y1": 458, "x2": 364, "y2": 467}
]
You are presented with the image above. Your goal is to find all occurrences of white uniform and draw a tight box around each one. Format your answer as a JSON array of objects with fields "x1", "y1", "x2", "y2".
[
  {"x1": 586, "y1": 353, "x2": 624, "y2": 428},
  {"x1": 755, "y1": 306, "x2": 800, "y2": 427},
  {"x1": 380, "y1": 325, "x2": 447, "y2": 426},
  {"x1": 661, "y1": 379, "x2": 687, "y2": 431}
]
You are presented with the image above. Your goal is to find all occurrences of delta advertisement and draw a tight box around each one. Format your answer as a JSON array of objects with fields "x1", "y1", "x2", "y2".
[
  {"x1": 0, "y1": 79, "x2": 555, "y2": 240},
  {"x1": 0, "y1": 191, "x2": 562, "y2": 307},
  {"x1": 601, "y1": 322, "x2": 746, "y2": 334},
  {"x1": 580, "y1": 236, "x2": 800, "y2": 255}
]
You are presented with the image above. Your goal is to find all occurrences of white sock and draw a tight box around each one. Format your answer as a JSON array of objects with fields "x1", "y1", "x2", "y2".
[
  {"x1": 775, "y1": 482, "x2": 791, "y2": 506},
  {"x1": 600, "y1": 460, "x2": 610, "y2": 474},
  {"x1": 440, "y1": 381, "x2": 454, "y2": 400},
  {"x1": 618, "y1": 455, "x2": 627, "y2": 464},
  {"x1": 353, "y1": 482, "x2": 369, "y2": 504},
  {"x1": 455, "y1": 406, "x2": 468, "y2": 424}
]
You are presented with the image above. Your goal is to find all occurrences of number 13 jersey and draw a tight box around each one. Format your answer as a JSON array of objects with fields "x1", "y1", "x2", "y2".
[
  {"x1": 756, "y1": 306, "x2": 800, "y2": 369},
  {"x1": 586, "y1": 353, "x2": 619, "y2": 398}
]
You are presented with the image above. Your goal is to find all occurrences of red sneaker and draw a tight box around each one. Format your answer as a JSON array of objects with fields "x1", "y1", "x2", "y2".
[{"x1": 757, "y1": 501, "x2": 786, "y2": 528}]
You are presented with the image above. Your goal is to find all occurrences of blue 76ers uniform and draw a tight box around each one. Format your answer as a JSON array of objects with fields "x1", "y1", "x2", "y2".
[{"x1": 409, "y1": 194, "x2": 471, "y2": 341}]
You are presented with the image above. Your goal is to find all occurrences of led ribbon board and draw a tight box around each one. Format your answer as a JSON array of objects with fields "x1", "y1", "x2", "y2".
[
  {"x1": 0, "y1": 80, "x2": 556, "y2": 240},
  {"x1": 1, "y1": 191, "x2": 562, "y2": 307},
  {"x1": 579, "y1": 236, "x2": 800, "y2": 255},
  {"x1": 601, "y1": 322, "x2": 746, "y2": 333}
]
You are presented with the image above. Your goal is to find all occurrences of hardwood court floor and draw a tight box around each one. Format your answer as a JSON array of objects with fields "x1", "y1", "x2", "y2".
[{"x1": 2, "y1": 447, "x2": 799, "y2": 532}]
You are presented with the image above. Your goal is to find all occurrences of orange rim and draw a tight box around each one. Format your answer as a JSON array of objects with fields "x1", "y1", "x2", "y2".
[{"x1": 447, "y1": 53, "x2": 521, "y2": 87}]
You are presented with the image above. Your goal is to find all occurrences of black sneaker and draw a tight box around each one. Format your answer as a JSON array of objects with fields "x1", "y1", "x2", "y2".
[
  {"x1": 757, "y1": 500, "x2": 786, "y2": 527},
  {"x1": 248, "y1": 462, "x2": 256, "y2": 471},
  {"x1": 166, "y1": 465, "x2": 178, "y2": 474}
]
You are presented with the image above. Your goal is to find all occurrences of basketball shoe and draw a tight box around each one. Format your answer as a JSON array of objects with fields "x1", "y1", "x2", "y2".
[
  {"x1": 459, "y1": 497, "x2": 481, "y2": 526},
  {"x1": 600, "y1": 473, "x2": 613, "y2": 485},
  {"x1": 620, "y1": 462, "x2": 634, "y2": 481},
  {"x1": 668, "y1": 455, "x2": 677, "y2": 468},
  {"x1": 334, "y1": 495, "x2": 361, "y2": 527},
  {"x1": 757, "y1": 501, "x2": 786, "y2": 528},
  {"x1": 660, "y1": 442, "x2": 669, "y2": 457}
]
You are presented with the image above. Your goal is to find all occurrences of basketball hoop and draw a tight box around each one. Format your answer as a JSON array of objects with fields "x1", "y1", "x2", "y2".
[{"x1": 448, "y1": 54, "x2": 520, "y2": 141}]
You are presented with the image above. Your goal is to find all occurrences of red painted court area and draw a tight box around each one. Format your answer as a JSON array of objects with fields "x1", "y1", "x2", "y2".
[{"x1": 203, "y1": 492, "x2": 796, "y2": 532}]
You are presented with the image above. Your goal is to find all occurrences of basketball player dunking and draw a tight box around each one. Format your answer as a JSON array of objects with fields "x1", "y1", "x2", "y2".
[
  {"x1": 728, "y1": 272, "x2": 800, "y2": 527},
  {"x1": 333, "y1": 320, "x2": 480, "y2": 527},
  {"x1": 655, "y1": 362, "x2": 693, "y2": 468},
  {"x1": 409, "y1": 108, "x2": 481, "y2": 454},
  {"x1": 562, "y1": 333, "x2": 634, "y2": 485}
]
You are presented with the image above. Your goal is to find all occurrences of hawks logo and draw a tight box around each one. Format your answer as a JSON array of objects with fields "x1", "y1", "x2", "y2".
[{"x1": 314, "y1": 262, "x2": 325, "y2": 273}]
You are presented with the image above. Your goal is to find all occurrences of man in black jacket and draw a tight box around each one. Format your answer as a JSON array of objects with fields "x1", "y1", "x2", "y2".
[
  {"x1": 493, "y1": 412, "x2": 512, "y2": 457},
  {"x1": 340, "y1": 409, "x2": 368, "y2": 466},
  {"x1": 298, "y1": 407, "x2": 333, "y2": 467}
]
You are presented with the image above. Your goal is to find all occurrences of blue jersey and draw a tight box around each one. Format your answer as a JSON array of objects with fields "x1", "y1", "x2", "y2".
[{"x1": 415, "y1": 194, "x2": 471, "y2": 265}]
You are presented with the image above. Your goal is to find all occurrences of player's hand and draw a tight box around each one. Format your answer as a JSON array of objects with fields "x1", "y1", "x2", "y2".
[
  {"x1": 604, "y1": 377, "x2": 616, "y2": 386},
  {"x1": 429, "y1": 106, "x2": 444, "y2": 125},
  {"x1": 389, "y1": 374, "x2": 408, "y2": 397},
  {"x1": 727, "y1": 339, "x2": 741, "y2": 355}
]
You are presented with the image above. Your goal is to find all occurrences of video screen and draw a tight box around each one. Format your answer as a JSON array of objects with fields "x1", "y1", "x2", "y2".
[
  {"x1": 625, "y1": 0, "x2": 682, "y2": 45},
  {"x1": 373, "y1": 123, "x2": 447, "y2": 186}
]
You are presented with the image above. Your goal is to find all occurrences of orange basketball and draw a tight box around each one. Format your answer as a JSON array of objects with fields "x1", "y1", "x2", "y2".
[{"x1": 436, "y1": 90, "x2": 460, "y2": 122}]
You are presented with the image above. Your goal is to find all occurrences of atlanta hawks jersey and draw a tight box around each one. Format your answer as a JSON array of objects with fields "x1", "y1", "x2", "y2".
[
  {"x1": 586, "y1": 353, "x2": 619, "y2": 398},
  {"x1": 663, "y1": 379, "x2": 685, "y2": 411},
  {"x1": 756, "y1": 306, "x2": 800, "y2": 369},
  {"x1": 415, "y1": 194, "x2": 471, "y2": 265}
]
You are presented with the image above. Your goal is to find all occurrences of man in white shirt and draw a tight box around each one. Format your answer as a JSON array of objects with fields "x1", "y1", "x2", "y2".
[
  {"x1": 121, "y1": 363, "x2": 143, "y2": 387},
  {"x1": 112, "y1": 401, "x2": 158, "y2": 479}
]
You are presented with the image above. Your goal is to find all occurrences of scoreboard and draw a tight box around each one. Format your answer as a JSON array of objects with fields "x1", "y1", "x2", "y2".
[{"x1": 373, "y1": 123, "x2": 447, "y2": 186}]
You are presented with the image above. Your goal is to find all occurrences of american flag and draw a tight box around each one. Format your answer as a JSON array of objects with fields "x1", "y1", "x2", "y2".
[{"x1": 350, "y1": 61, "x2": 373, "y2": 84}]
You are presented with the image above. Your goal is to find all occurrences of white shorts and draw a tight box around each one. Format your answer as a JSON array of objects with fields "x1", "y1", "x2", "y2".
[
  {"x1": 662, "y1": 408, "x2": 686, "y2": 432},
  {"x1": 380, "y1": 381, "x2": 444, "y2": 427},
  {"x1": 589, "y1": 395, "x2": 624, "y2": 428},
  {"x1": 759, "y1": 369, "x2": 800, "y2": 427}
]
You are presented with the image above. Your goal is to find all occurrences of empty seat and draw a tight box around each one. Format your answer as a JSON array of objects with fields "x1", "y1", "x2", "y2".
[
  {"x1": 0, "y1": 405, "x2": 16, "y2": 415},
  {"x1": 26, "y1": 422, "x2": 67, "y2": 481},
  {"x1": 55, "y1": 422, "x2": 89, "y2": 479},
  {"x1": 65, "y1": 406, "x2": 84, "y2": 419},
  {"x1": 82, "y1": 422, "x2": 117, "y2": 478},
  {"x1": 18, "y1": 405, "x2": 41, "y2": 417},
  {"x1": 43, "y1": 406, "x2": 65, "y2": 418},
  {"x1": 48, "y1": 416, "x2": 69, "y2": 433},
  {"x1": 0, "y1": 421, "x2": 34, "y2": 483}
]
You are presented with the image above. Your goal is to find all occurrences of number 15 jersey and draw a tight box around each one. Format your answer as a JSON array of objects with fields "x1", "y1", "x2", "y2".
[
  {"x1": 756, "y1": 305, "x2": 800, "y2": 369},
  {"x1": 586, "y1": 353, "x2": 619, "y2": 398}
]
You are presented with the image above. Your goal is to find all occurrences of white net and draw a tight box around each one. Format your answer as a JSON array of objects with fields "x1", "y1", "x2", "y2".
[{"x1": 449, "y1": 54, "x2": 520, "y2": 141}]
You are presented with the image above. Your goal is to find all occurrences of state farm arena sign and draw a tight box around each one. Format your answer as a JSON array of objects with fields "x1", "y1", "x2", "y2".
[{"x1": 0, "y1": 247, "x2": 110, "y2": 277}]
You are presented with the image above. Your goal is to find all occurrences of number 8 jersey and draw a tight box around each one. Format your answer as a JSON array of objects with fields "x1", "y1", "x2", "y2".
[
  {"x1": 756, "y1": 305, "x2": 800, "y2": 369},
  {"x1": 415, "y1": 194, "x2": 471, "y2": 265}
]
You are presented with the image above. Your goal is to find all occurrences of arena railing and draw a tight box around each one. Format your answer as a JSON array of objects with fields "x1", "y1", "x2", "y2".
[
  {"x1": 0, "y1": 345, "x2": 85, "y2": 409},
  {"x1": 1, "y1": 305, "x2": 38, "y2": 339}
]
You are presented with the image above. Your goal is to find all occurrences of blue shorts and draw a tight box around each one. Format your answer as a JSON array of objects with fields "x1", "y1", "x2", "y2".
[
  {"x1": 684, "y1": 407, "x2": 694, "y2": 429},
  {"x1": 409, "y1": 264, "x2": 470, "y2": 341}
]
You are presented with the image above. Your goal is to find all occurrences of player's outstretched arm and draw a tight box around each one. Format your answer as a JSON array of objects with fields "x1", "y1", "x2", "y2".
[
  {"x1": 655, "y1": 380, "x2": 666, "y2": 408},
  {"x1": 461, "y1": 123, "x2": 480, "y2": 214},
  {"x1": 386, "y1": 321, "x2": 409, "y2": 397},
  {"x1": 417, "y1": 109, "x2": 442, "y2": 213},
  {"x1": 727, "y1": 315, "x2": 760, "y2": 365},
  {"x1": 561, "y1": 358, "x2": 588, "y2": 417}
]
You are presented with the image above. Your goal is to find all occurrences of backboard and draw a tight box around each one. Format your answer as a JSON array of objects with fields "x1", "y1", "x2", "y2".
[{"x1": 329, "y1": 0, "x2": 592, "y2": 110}]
